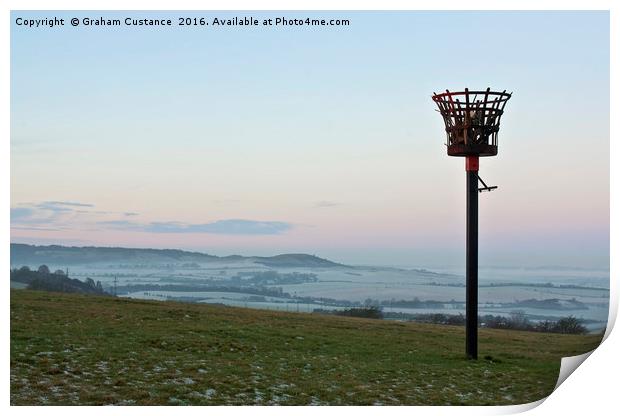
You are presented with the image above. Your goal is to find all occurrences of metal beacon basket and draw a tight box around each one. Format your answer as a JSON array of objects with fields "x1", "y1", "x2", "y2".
[{"x1": 432, "y1": 88, "x2": 512, "y2": 157}]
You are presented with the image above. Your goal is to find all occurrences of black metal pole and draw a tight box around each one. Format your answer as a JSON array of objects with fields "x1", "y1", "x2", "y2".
[{"x1": 466, "y1": 158, "x2": 479, "y2": 360}]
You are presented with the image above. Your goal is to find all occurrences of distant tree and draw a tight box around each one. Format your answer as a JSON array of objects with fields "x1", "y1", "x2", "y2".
[
  {"x1": 54, "y1": 269, "x2": 65, "y2": 276},
  {"x1": 336, "y1": 306, "x2": 383, "y2": 319},
  {"x1": 553, "y1": 316, "x2": 587, "y2": 335},
  {"x1": 85, "y1": 278, "x2": 96, "y2": 289},
  {"x1": 364, "y1": 298, "x2": 379, "y2": 307},
  {"x1": 508, "y1": 311, "x2": 531, "y2": 330},
  {"x1": 37, "y1": 265, "x2": 50, "y2": 274},
  {"x1": 19, "y1": 266, "x2": 31, "y2": 273},
  {"x1": 445, "y1": 314, "x2": 465, "y2": 325},
  {"x1": 535, "y1": 320, "x2": 555, "y2": 333},
  {"x1": 96, "y1": 281, "x2": 103, "y2": 292}
]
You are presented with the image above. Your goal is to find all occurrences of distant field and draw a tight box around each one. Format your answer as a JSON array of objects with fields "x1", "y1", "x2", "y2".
[
  {"x1": 10, "y1": 289, "x2": 603, "y2": 405},
  {"x1": 55, "y1": 260, "x2": 609, "y2": 329}
]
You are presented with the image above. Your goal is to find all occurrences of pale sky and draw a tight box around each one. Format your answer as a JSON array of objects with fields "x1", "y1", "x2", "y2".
[{"x1": 10, "y1": 11, "x2": 609, "y2": 268}]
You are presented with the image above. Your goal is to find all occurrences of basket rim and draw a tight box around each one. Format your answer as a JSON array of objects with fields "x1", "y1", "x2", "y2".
[{"x1": 431, "y1": 88, "x2": 512, "y2": 103}]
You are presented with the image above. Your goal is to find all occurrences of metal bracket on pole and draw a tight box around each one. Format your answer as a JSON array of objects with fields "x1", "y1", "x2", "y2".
[{"x1": 478, "y1": 176, "x2": 497, "y2": 193}]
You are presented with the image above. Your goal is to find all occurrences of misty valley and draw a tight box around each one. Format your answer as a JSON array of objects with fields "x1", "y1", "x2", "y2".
[{"x1": 10, "y1": 244, "x2": 609, "y2": 333}]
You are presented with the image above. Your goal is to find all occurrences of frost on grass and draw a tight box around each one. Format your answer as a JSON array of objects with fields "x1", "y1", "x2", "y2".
[{"x1": 10, "y1": 290, "x2": 603, "y2": 405}]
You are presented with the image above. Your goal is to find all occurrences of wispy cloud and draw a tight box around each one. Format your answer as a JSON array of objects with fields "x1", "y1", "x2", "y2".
[
  {"x1": 12, "y1": 200, "x2": 291, "y2": 236},
  {"x1": 98, "y1": 219, "x2": 292, "y2": 235},
  {"x1": 11, "y1": 226, "x2": 66, "y2": 231},
  {"x1": 96, "y1": 220, "x2": 142, "y2": 229},
  {"x1": 314, "y1": 200, "x2": 341, "y2": 208},
  {"x1": 11, "y1": 207, "x2": 35, "y2": 221},
  {"x1": 12, "y1": 200, "x2": 111, "y2": 229},
  {"x1": 27, "y1": 201, "x2": 95, "y2": 214},
  {"x1": 11, "y1": 205, "x2": 69, "y2": 226},
  {"x1": 41, "y1": 201, "x2": 94, "y2": 208},
  {"x1": 12, "y1": 201, "x2": 94, "y2": 225}
]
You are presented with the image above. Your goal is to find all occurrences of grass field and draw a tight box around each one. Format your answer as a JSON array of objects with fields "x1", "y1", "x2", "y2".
[{"x1": 10, "y1": 289, "x2": 603, "y2": 405}]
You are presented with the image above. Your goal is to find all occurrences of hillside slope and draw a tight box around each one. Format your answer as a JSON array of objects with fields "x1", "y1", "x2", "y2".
[
  {"x1": 10, "y1": 243, "x2": 345, "y2": 268},
  {"x1": 10, "y1": 289, "x2": 602, "y2": 405}
]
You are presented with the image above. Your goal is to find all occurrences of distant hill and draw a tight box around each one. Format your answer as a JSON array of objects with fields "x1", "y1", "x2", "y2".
[
  {"x1": 10, "y1": 244, "x2": 220, "y2": 266},
  {"x1": 252, "y1": 254, "x2": 344, "y2": 268},
  {"x1": 10, "y1": 243, "x2": 347, "y2": 268}
]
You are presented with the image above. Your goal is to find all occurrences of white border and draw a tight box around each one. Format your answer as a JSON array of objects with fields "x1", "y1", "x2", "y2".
[
  {"x1": 0, "y1": 0, "x2": 616, "y2": 11},
  {"x1": 2, "y1": 1, "x2": 616, "y2": 415}
]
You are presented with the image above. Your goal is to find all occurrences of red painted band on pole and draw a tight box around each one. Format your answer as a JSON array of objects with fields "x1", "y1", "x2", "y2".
[{"x1": 466, "y1": 156, "x2": 479, "y2": 171}]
